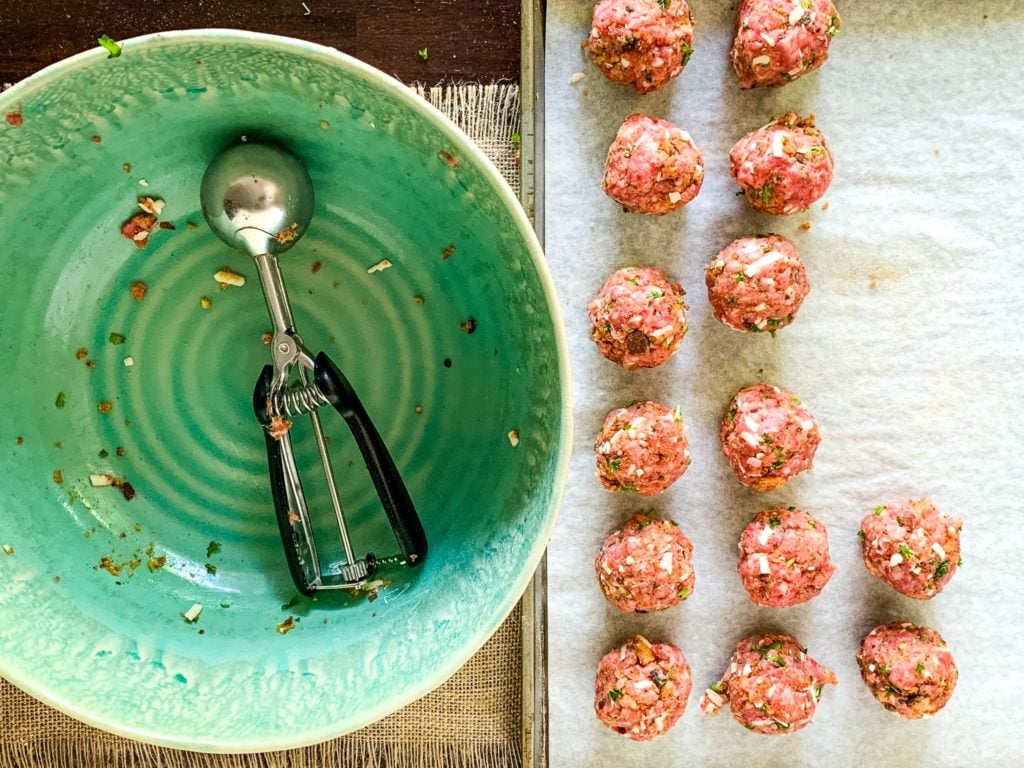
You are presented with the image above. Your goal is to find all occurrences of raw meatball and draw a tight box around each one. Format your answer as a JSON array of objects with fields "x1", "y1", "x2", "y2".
[
  {"x1": 604, "y1": 114, "x2": 704, "y2": 215},
  {"x1": 705, "y1": 235, "x2": 809, "y2": 334},
  {"x1": 719, "y1": 384, "x2": 820, "y2": 491},
  {"x1": 586, "y1": 0, "x2": 695, "y2": 94},
  {"x1": 594, "y1": 635, "x2": 693, "y2": 740},
  {"x1": 699, "y1": 633, "x2": 836, "y2": 735},
  {"x1": 731, "y1": 0, "x2": 842, "y2": 89},
  {"x1": 737, "y1": 507, "x2": 835, "y2": 607},
  {"x1": 596, "y1": 401, "x2": 691, "y2": 496},
  {"x1": 595, "y1": 512, "x2": 695, "y2": 612},
  {"x1": 588, "y1": 266, "x2": 689, "y2": 369},
  {"x1": 857, "y1": 622, "x2": 958, "y2": 719},
  {"x1": 729, "y1": 112, "x2": 834, "y2": 215},
  {"x1": 859, "y1": 498, "x2": 962, "y2": 599}
]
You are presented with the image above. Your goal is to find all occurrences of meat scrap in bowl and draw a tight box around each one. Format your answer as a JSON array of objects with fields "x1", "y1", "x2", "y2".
[
  {"x1": 700, "y1": 632, "x2": 836, "y2": 734},
  {"x1": 604, "y1": 113, "x2": 704, "y2": 215},
  {"x1": 594, "y1": 635, "x2": 693, "y2": 740},
  {"x1": 595, "y1": 511, "x2": 695, "y2": 613},
  {"x1": 588, "y1": 266, "x2": 688, "y2": 369},
  {"x1": 586, "y1": 0, "x2": 695, "y2": 94}
]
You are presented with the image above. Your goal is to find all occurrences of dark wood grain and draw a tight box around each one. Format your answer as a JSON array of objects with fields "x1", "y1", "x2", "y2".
[{"x1": 0, "y1": 0, "x2": 520, "y2": 85}]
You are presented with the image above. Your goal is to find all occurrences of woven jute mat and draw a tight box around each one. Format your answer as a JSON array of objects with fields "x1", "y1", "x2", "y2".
[{"x1": 0, "y1": 83, "x2": 525, "y2": 768}]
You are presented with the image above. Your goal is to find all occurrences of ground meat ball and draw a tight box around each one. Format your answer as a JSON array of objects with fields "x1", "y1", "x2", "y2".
[
  {"x1": 596, "y1": 401, "x2": 691, "y2": 496},
  {"x1": 603, "y1": 114, "x2": 704, "y2": 215},
  {"x1": 858, "y1": 622, "x2": 958, "y2": 719},
  {"x1": 859, "y1": 498, "x2": 962, "y2": 599},
  {"x1": 588, "y1": 267, "x2": 688, "y2": 369},
  {"x1": 705, "y1": 235, "x2": 809, "y2": 334},
  {"x1": 729, "y1": 113, "x2": 834, "y2": 215},
  {"x1": 700, "y1": 633, "x2": 836, "y2": 735},
  {"x1": 595, "y1": 512, "x2": 695, "y2": 612},
  {"x1": 731, "y1": 0, "x2": 842, "y2": 89},
  {"x1": 594, "y1": 635, "x2": 693, "y2": 740},
  {"x1": 719, "y1": 384, "x2": 820, "y2": 491},
  {"x1": 586, "y1": 0, "x2": 695, "y2": 94},
  {"x1": 737, "y1": 507, "x2": 835, "y2": 607}
]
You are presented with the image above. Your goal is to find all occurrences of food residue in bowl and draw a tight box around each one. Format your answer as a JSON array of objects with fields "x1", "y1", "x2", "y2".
[
  {"x1": 181, "y1": 603, "x2": 203, "y2": 623},
  {"x1": 120, "y1": 212, "x2": 157, "y2": 248},
  {"x1": 213, "y1": 268, "x2": 245, "y2": 287}
]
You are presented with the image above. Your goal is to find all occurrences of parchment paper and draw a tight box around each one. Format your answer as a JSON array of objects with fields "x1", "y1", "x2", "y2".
[{"x1": 544, "y1": 2, "x2": 1024, "y2": 765}]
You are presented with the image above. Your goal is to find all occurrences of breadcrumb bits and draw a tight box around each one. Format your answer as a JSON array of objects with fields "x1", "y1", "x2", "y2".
[
  {"x1": 200, "y1": 296, "x2": 212, "y2": 309},
  {"x1": 76, "y1": 347, "x2": 88, "y2": 360},
  {"x1": 569, "y1": 72, "x2": 587, "y2": 84},
  {"x1": 415, "y1": 405, "x2": 424, "y2": 414},
  {"x1": 148, "y1": 555, "x2": 166, "y2": 571},
  {"x1": 214, "y1": 268, "x2": 245, "y2": 287},
  {"x1": 367, "y1": 259, "x2": 393, "y2": 274},
  {"x1": 441, "y1": 244, "x2": 457, "y2": 260},
  {"x1": 269, "y1": 415, "x2": 293, "y2": 440},
  {"x1": 137, "y1": 196, "x2": 165, "y2": 216},
  {"x1": 123, "y1": 356, "x2": 134, "y2": 367},
  {"x1": 439, "y1": 150, "x2": 459, "y2": 169},
  {"x1": 508, "y1": 430, "x2": 520, "y2": 448},
  {"x1": 90, "y1": 473, "x2": 114, "y2": 487},
  {"x1": 122, "y1": 163, "x2": 131, "y2": 173},
  {"x1": 97, "y1": 401, "x2": 113, "y2": 413},
  {"x1": 138, "y1": 178, "x2": 149, "y2": 187},
  {"x1": 460, "y1": 317, "x2": 478, "y2": 334},
  {"x1": 121, "y1": 212, "x2": 158, "y2": 248},
  {"x1": 99, "y1": 556, "x2": 122, "y2": 576},
  {"x1": 2, "y1": 545, "x2": 12, "y2": 555},
  {"x1": 181, "y1": 603, "x2": 203, "y2": 623},
  {"x1": 311, "y1": 260, "x2": 322, "y2": 274},
  {"x1": 53, "y1": 469, "x2": 63, "y2": 485},
  {"x1": 800, "y1": 221, "x2": 812, "y2": 231},
  {"x1": 276, "y1": 616, "x2": 296, "y2": 634},
  {"x1": 129, "y1": 281, "x2": 147, "y2": 300},
  {"x1": 275, "y1": 223, "x2": 299, "y2": 244},
  {"x1": 319, "y1": 119, "x2": 329, "y2": 130},
  {"x1": 261, "y1": 332, "x2": 273, "y2": 344}
]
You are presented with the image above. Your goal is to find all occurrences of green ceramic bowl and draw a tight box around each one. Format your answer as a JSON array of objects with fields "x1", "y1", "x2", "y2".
[{"x1": 0, "y1": 30, "x2": 570, "y2": 752}]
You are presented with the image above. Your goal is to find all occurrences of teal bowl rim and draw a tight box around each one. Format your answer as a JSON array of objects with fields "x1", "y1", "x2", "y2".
[{"x1": 0, "y1": 28, "x2": 573, "y2": 753}]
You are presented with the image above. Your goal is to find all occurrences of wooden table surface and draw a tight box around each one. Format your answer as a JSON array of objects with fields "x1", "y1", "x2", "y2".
[{"x1": 0, "y1": 0, "x2": 520, "y2": 85}]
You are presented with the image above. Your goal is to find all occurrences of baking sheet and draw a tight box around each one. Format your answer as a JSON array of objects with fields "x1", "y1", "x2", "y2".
[{"x1": 544, "y1": 2, "x2": 1024, "y2": 765}]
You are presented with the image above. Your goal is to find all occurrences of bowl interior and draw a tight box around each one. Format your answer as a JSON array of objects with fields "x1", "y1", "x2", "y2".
[{"x1": 0, "y1": 31, "x2": 568, "y2": 751}]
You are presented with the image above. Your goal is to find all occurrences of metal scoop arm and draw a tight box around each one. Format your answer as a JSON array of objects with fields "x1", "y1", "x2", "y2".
[{"x1": 312, "y1": 351, "x2": 428, "y2": 569}]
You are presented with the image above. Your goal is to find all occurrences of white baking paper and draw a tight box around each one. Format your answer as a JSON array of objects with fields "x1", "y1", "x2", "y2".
[{"x1": 544, "y1": 1, "x2": 1024, "y2": 765}]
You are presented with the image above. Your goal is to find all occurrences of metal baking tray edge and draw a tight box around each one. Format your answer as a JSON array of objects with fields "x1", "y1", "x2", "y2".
[{"x1": 520, "y1": 1, "x2": 548, "y2": 767}]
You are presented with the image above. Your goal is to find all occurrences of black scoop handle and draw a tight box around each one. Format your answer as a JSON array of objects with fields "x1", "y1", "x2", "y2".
[
  {"x1": 253, "y1": 365, "x2": 315, "y2": 596},
  {"x1": 313, "y1": 351, "x2": 428, "y2": 569}
]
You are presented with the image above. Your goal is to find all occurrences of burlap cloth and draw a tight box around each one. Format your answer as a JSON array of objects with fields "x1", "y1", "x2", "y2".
[{"x1": 0, "y1": 83, "x2": 525, "y2": 768}]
